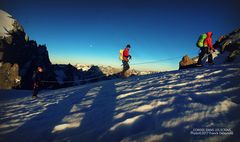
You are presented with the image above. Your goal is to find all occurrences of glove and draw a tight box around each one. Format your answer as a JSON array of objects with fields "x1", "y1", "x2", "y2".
[{"x1": 128, "y1": 55, "x2": 132, "y2": 59}]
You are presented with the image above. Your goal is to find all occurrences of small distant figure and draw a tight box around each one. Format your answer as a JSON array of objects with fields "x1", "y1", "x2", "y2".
[
  {"x1": 32, "y1": 67, "x2": 43, "y2": 98},
  {"x1": 197, "y1": 32, "x2": 216, "y2": 66},
  {"x1": 121, "y1": 44, "x2": 132, "y2": 78}
]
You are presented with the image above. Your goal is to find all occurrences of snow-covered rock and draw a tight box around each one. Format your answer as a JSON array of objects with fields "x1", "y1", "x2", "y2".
[
  {"x1": 75, "y1": 64, "x2": 92, "y2": 71},
  {"x1": 0, "y1": 9, "x2": 25, "y2": 41},
  {"x1": 0, "y1": 10, "x2": 15, "y2": 38}
]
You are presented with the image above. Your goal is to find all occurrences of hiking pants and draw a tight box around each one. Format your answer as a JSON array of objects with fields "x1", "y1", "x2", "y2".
[
  {"x1": 32, "y1": 86, "x2": 39, "y2": 97},
  {"x1": 122, "y1": 60, "x2": 130, "y2": 72},
  {"x1": 197, "y1": 47, "x2": 213, "y2": 64}
]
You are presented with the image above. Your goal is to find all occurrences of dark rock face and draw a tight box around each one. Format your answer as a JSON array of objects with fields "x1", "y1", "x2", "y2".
[
  {"x1": 51, "y1": 64, "x2": 80, "y2": 88},
  {"x1": 179, "y1": 55, "x2": 197, "y2": 70},
  {"x1": 0, "y1": 39, "x2": 53, "y2": 89},
  {"x1": 86, "y1": 66, "x2": 105, "y2": 78},
  {"x1": 0, "y1": 63, "x2": 21, "y2": 89},
  {"x1": 213, "y1": 28, "x2": 240, "y2": 62},
  {"x1": 0, "y1": 11, "x2": 52, "y2": 89},
  {"x1": 51, "y1": 64, "x2": 107, "y2": 88},
  {"x1": 84, "y1": 66, "x2": 106, "y2": 82}
]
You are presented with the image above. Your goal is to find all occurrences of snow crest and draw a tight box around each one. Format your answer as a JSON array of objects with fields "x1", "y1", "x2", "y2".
[{"x1": 0, "y1": 10, "x2": 15, "y2": 38}]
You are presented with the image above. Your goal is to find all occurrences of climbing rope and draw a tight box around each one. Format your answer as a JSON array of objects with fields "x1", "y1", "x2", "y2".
[
  {"x1": 41, "y1": 74, "x2": 107, "y2": 84},
  {"x1": 130, "y1": 53, "x2": 197, "y2": 66},
  {"x1": 130, "y1": 56, "x2": 182, "y2": 66}
]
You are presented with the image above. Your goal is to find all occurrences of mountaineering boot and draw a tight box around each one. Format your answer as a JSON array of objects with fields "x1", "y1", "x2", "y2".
[
  {"x1": 196, "y1": 63, "x2": 203, "y2": 67},
  {"x1": 32, "y1": 95, "x2": 38, "y2": 99}
]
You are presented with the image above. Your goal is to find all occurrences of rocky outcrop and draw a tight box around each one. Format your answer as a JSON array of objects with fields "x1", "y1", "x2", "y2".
[
  {"x1": 0, "y1": 10, "x2": 53, "y2": 89},
  {"x1": 179, "y1": 55, "x2": 197, "y2": 69},
  {"x1": 215, "y1": 28, "x2": 240, "y2": 62},
  {"x1": 51, "y1": 64, "x2": 78, "y2": 88},
  {"x1": 0, "y1": 63, "x2": 21, "y2": 89},
  {"x1": 50, "y1": 64, "x2": 107, "y2": 88}
]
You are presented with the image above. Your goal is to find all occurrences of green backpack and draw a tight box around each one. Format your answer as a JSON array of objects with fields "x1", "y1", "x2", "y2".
[{"x1": 197, "y1": 34, "x2": 207, "y2": 48}]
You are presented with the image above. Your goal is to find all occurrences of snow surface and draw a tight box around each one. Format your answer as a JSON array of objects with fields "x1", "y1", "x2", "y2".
[
  {"x1": 0, "y1": 10, "x2": 15, "y2": 38},
  {"x1": 0, "y1": 63, "x2": 240, "y2": 142}
]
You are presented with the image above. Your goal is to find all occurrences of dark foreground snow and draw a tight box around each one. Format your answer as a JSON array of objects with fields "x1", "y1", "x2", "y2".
[{"x1": 0, "y1": 63, "x2": 240, "y2": 142}]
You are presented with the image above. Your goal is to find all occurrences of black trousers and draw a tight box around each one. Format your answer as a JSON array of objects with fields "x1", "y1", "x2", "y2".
[
  {"x1": 32, "y1": 86, "x2": 39, "y2": 97},
  {"x1": 122, "y1": 60, "x2": 130, "y2": 72},
  {"x1": 197, "y1": 47, "x2": 213, "y2": 64}
]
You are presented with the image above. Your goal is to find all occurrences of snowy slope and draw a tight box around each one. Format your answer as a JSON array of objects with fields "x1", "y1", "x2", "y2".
[
  {"x1": 0, "y1": 10, "x2": 15, "y2": 38},
  {"x1": 193, "y1": 49, "x2": 240, "y2": 66},
  {"x1": 0, "y1": 63, "x2": 240, "y2": 142}
]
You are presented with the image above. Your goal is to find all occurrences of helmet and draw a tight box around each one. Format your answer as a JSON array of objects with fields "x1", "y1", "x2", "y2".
[{"x1": 126, "y1": 44, "x2": 131, "y2": 48}]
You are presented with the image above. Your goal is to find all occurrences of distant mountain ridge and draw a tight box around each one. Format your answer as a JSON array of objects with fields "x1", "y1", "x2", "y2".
[{"x1": 75, "y1": 64, "x2": 155, "y2": 76}]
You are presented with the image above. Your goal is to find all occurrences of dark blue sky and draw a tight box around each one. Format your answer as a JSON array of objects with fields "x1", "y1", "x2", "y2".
[{"x1": 1, "y1": 0, "x2": 239, "y2": 71}]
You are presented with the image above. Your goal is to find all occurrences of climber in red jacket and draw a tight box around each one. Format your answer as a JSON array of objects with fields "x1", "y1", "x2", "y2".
[
  {"x1": 204, "y1": 32, "x2": 215, "y2": 50},
  {"x1": 121, "y1": 44, "x2": 132, "y2": 77},
  {"x1": 32, "y1": 67, "x2": 43, "y2": 98},
  {"x1": 197, "y1": 32, "x2": 216, "y2": 65}
]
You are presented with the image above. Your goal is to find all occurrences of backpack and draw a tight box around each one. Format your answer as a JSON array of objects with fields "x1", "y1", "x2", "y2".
[
  {"x1": 197, "y1": 33, "x2": 207, "y2": 48},
  {"x1": 119, "y1": 49, "x2": 124, "y2": 60}
]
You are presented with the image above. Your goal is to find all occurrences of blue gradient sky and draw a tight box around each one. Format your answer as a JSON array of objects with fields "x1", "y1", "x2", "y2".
[{"x1": 1, "y1": 0, "x2": 239, "y2": 71}]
